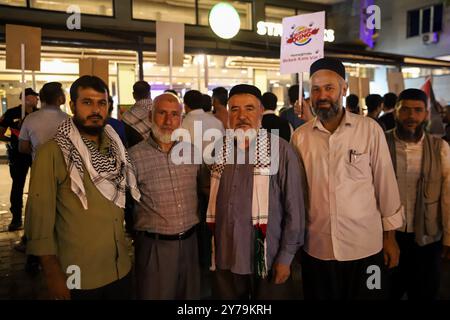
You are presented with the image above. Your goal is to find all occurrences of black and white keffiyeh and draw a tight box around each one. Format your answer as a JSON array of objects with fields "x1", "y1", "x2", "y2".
[{"x1": 54, "y1": 118, "x2": 140, "y2": 210}]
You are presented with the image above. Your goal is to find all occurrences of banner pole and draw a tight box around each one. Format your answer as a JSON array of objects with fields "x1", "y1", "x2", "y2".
[
  {"x1": 21, "y1": 43, "x2": 26, "y2": 119},
  {"x1": 298, "y1": 72, "x2": 303, "y2": 118},
  {"x1": 169, "y1": 37, "x2": 173, "y2": 89}
]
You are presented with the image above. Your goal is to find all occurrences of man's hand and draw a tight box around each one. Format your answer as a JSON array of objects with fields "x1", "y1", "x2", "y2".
[
  {"x1": 383, "y1": 231, "x2": 400, "y2": 269},
  {"x1": 442, "y1": 246, "x2": 450, "y2": 261},
  {"x1": 272, "y1": 263, "x2": 291, "y2": 284},
  {"x1": 40, "y1": 255, "x2": 71, "y2": 300},
  {"x1": 294, "y1": 99, "x2": 314, "y2": 122},
  {"x1": 46, "y1": 271, "x2": 71, "y2": 300}
]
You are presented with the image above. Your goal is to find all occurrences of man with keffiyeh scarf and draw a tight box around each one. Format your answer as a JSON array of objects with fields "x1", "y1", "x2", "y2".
[
  {"x1": 25, "y1": 76, "x2": 140, "y2": 300},
  {"x1": 206, "y1": 84, "x2": 305, "y2": 300}
]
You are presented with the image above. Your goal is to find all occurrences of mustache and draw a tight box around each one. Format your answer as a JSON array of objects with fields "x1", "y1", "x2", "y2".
[
  {"x1": 87, "y1": 114, "x2": 103, "y2": 120},
  {"x1": 236, "y1": 121, "x2": 251, "y2": 126},
  {"x1": 317, "y1": 99, "x2": 332, "y2": 105}
]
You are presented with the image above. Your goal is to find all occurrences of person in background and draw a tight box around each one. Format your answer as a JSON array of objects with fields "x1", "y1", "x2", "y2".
[
  {"x1": 106, "y1": 96, "x2": 127, "y2": 147},
  {"x1": 379, "y1": 92, "x2": 398, "y2": 131},
  {"x1": 280, "y1": 84, "x2": 305, "y2": 130},
  {"x1": 122, "y1": 81, "x2": 152, "y2": 148},
  {"x1": 385, "y1": 88, "x2": 450, "y2": 300},
  {"x1": 365, "y1": 94, "x2": 384, "y2": 127},
  {"x1": 345, "y1": 94, "x2": 360, "y2": 114},
  {"x1": 201, "y1": 94, "x2": 213, "y2": 113},
  {"x1": 212, "y1": 86, "x2": 229, "y2": 129},
  {"x1": 261, "y1": 92, "x2": 291, "y2": 142},
  {"x1": 0, "y1": 88, "x2": 38, "y2": 231}
]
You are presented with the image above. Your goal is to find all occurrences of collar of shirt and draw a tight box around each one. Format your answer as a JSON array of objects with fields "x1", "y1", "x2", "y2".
[
  {"x1": 312, "y1": 109, "x2": 355, "y2": 133},
  {"x1": 186, "y1": 109, "x2": 205, "y2": 117},
  {"x1": 263, "y1": 110, "x2": 277, "y2": 115},
  {"x1": 134, "y1": 98, "x2": 153, "y2": 111}
]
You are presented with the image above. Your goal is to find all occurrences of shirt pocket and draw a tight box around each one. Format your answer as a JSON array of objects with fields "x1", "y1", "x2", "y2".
[{"x1": 346, "y1": 152, "x2": 371, "y2": 180}]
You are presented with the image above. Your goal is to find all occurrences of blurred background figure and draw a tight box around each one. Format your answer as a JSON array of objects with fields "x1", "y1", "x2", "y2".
[
  {"x1": 261, "y1": 92, "x2": 291, "y2": 142},
  {"x1": 212, "y1": 86, "x2": 229, "y2": 129},
  {"x1": 379, "y1": 92, "x2": 398, "y2": 131},
  {"x1": 345, "y1": 94, "x2": 360, "y2": 114}
]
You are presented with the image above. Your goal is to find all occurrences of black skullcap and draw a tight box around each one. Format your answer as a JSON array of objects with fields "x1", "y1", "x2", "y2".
[
  {"x1": 229, "y1": 84, "x2": 262, "y2": 101},
  {"x1": 310, "y1": 57, "x2": 346, "y2": 80},
  {"x1": 398, "y1": 88, "x2": 427, "y2": 106}
]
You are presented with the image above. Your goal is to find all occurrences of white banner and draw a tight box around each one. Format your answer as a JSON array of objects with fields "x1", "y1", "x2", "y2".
[{"x1": 280, "y1": 11, "x2": 325, "y2": 74}]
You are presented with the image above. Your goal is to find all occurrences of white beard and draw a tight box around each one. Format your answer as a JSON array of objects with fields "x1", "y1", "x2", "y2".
[{"x1": 151, "y1": 122, "x2": 173, "y2": 144}]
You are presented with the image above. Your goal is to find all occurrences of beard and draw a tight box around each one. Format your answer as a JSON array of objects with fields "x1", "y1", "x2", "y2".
[
  {"x1": 395, "y1": 119, "x2": 426, "y2": 142},
  {"x1": 73, "y1": 114, "x2": 106, "y2": 136},
  {"x1": 312, "y1": 98, "x2": 341, "y2": 121},
  {"x1": 151, "y1": 122, "x2": 174, "y2": 144}
]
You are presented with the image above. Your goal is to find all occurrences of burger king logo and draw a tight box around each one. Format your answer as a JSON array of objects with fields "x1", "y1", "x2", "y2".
[{"x1": 287, "y1": 23, "x2": 320, "y2": 46}]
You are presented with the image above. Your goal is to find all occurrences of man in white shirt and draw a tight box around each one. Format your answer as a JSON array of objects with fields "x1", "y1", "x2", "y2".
[
  {"x1": 19, "y1": 82, "x2": 68, "y2": 160},
  {"x1": 291, "y1": 57, "x2": 404, "y2": 300},
  {"x1": 385, "y1": 88, "x2": 450, "y2": 300},
  {"x1": 182, "y1": 89, "x2": 224, "y2": 153}
]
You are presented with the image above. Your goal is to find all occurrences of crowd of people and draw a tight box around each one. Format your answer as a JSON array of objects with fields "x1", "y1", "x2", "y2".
[{"x1": 0, "y1": 57, "x2": 448, "y2": 300}]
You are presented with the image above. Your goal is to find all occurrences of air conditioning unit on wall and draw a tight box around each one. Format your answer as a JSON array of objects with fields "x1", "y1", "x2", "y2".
[{"x1": 423, "y1": 32, "x2": 439, "y2": 44}]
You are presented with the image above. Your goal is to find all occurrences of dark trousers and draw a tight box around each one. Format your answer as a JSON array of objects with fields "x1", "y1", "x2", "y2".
[
  {"x1": 389, "y1": 232, "x2": 442, "y2": 300},
  {"x1": 212, "y1": 269, "x2": 299, "y2": 300},
  {"x1": 8, "y1": 156, "x2": 31, "y2": 223},
  {"x1": 301, "y1": 250, "x2": 388, "y2": 300},
  {"x1": 135, "y1": 230, "x2": 201, "y2": 300},
  {"x1": 70, "y1": 272, "x2": 132, "y2": 300}
]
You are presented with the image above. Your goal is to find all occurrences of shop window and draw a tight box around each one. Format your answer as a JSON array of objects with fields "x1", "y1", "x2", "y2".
[
  {"x1": 198, "y1": 0, "x2": 252, "y2": 30},
  {"x1": 30, "y1": 0, "x2": 113, "y2": 16},
  {"x1": 132, "y1": 0, "x2": 196, "y2": 25},
  {"x1": 0, "y1": 0, "x2": 26, "y2": 7},
  {"x1": 407, "y1": 4, "x2": 443, "y2": 38},
  {"x1": 264, "y1": 5, "x2": 296, "y2": 23}
]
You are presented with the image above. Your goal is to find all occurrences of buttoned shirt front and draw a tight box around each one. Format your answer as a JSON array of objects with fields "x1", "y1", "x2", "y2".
[
  {"x1": 291, "y1": 112, "x2": 404, "y2": 261},
  {"x1": 129, "y1": 134, "x2": 201, "y2": 235}
]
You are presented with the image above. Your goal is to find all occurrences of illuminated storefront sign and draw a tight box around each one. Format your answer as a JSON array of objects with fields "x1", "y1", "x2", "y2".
[{"x1": 256, "y1": 21, "x2": 335, "y2": 42}]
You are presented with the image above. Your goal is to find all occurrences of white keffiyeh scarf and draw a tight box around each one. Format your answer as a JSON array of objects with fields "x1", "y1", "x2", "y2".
[
  {"x1": 207, "y1": 129, "x2": 272, "y2": 278},
  {"x1": 54, "y1": 118, "x2": 140, "y2": 210}
]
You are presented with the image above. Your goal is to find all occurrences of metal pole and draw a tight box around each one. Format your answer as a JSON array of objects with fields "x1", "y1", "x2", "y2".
[
  {"x1": 137, "y1": 36, "x2": 144, "y2": 81},
  {"x1": 169, "y1": 38, "x2": 173, "y2": 89},
  {"x1": 298, "y1": 72, "x2": 303, "y2": 118},
  {"x1": 21, "y1": 43, "x2": 26, "y2": 119},
  {"x1": 204, "y1": 55, "x2": 209, "y2": 92}
]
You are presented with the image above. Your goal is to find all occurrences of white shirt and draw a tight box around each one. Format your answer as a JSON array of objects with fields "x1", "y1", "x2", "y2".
[
  {"x1": 19, "y1": 107, "x2": 68, "y2": 159},
  {"x1": 394, "y1": 132, "x2": 450, "y2": 246},
  {"x1": 182, "y1": 109, "x2": 225, "y2": 153},
  {"x1": 291, "y1": 112, "x2": 404, "y2": 261}
]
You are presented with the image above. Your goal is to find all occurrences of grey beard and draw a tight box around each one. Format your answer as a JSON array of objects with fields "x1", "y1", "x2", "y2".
[{"x1": 313, "y1": 101, "x2": 340, "y2": 121}]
